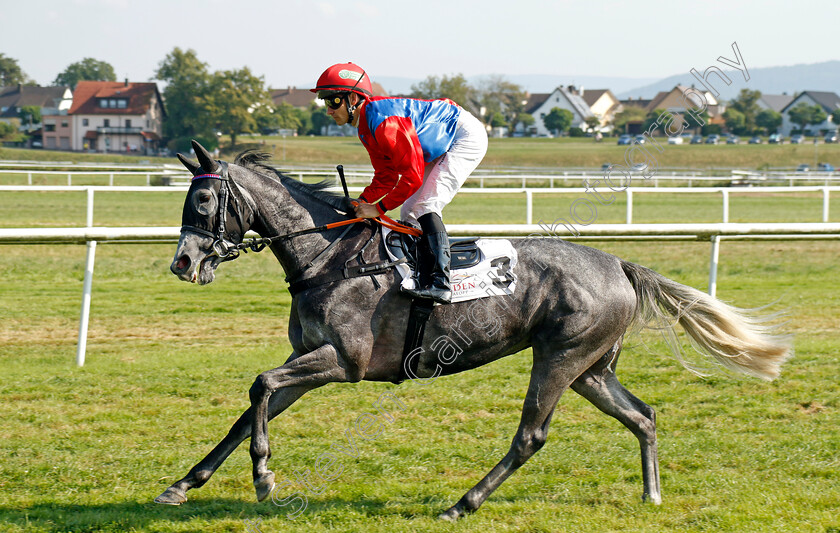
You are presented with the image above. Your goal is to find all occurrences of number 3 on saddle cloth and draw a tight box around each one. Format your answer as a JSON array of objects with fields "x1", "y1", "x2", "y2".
[
  {"x1": 382, "y1": 227, "x2": 518, "y2": 303},
  {"x1": 384, "y1": 227, "x2": 518, "y2": 383}
]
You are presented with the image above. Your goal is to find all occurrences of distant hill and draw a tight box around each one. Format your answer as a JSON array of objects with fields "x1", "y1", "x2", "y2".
[
  {"x1": 372, "y1": 74, "x2": 659, "y2": 96},
  {"x1": 618, "y1": 60, "x2": 840, "y2": 101}
]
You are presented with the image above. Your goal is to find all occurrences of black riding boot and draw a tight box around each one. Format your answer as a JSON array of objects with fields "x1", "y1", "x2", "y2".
[{"x1": 402, "y1": 213, "x2": 451, "y2": 304}]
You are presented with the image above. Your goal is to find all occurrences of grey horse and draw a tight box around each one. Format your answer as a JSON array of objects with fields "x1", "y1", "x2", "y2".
[{"x1": 157, "y1": 140, "x2": 790, "y2": 520}]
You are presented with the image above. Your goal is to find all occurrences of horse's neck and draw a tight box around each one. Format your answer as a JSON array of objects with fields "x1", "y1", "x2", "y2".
[{"x1": 247, "y1": 174, "x2": 361, "y2": 277}]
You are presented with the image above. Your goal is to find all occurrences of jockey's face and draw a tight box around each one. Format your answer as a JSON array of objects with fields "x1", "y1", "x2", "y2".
[{"x1": 326, "y1": 93, "x2": 361, "y2": 126}]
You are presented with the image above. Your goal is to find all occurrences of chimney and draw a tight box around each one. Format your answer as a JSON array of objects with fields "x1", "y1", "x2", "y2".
[{"x1": 124, "y1": 78, "x2": 129, "y2": 87}]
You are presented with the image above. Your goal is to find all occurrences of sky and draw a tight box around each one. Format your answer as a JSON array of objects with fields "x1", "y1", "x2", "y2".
[{"x1": 2, "y1": 0, "x2": 839, "y2": 93}]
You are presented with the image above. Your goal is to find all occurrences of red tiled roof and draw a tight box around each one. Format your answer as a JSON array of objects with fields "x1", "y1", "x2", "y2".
[
  {"x1": 70, "y1": 81, "x2": 160, "y2": 116},
  {"x1": 141, "y1": 131, "x2": 160, "y2": 141},
  {"x1": 84, "y1": 130, "x2": 98, "y2": 139}
]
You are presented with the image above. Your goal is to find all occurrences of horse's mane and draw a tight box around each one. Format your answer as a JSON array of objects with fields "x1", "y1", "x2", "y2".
[{"x1": 234, "y1": 150, "x2": 350, "y2": 212}]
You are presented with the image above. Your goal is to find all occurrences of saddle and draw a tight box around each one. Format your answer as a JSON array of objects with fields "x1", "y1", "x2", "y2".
[{"x1": 385, "y1": 230, "x2": 482, "y2": 271}]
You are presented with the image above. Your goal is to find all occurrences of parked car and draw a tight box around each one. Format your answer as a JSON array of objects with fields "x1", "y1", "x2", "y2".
[
  {"x1": 690, "y1": 134, "x2": 704, "y2": 144},
  {"x1": 726, "y1": 136, "x2": 740, "y2": 144},
  {"x1": 705, "y1": 134, "x2": 720, "y2": 144},
  {"x1": 748, "y1": 136, "x2": 762, "y2": 144},
  {"x1": 790, "y1": 134, "x2": 804, "y2": 144},
  {"x1": 825, "y1": 133, "x2": 839, "y2": 144},
  {"x1": 796, "y1": 164, "x2": 810, "y2": 172},
  {"x1": 817, "y1": 163, "x2": 835, "y2": 172},
  {"x1": 634, "y1": 135, "x2": 647, "y2": 144},
  {"x1": 768, "y1": 133, "x2": 784, "y2": 144},
  {"x1": 667, "y1": 136, "x2": 684, "y2": 144},
  {"x1": 617, "y1": 134, "x2": 632, "y2": 145}
]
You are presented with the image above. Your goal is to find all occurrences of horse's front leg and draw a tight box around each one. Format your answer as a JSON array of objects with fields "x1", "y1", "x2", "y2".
[
  {"x1": 250, "y1": 343, "x2": 359, "y2": 501},
  {"x1": 155, "y1": 383, "x2": 316, "y2": 505}
]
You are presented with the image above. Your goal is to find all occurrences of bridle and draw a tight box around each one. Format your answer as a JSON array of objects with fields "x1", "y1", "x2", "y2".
[{"x1": 180, "y1": 162, "x2": 422, "y2": 293}]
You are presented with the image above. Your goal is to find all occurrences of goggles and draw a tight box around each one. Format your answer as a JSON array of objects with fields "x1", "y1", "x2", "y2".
[{"x1": 321, "y1": 92, "x2": 348, "y2": 110}]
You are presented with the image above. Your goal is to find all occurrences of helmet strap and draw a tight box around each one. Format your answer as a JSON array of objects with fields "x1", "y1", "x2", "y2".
[{"x1": 346, "y1": 93, "x2": 361, "y2": 125}]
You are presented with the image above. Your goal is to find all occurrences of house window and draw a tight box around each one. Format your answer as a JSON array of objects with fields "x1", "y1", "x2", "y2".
[
  {"x1": 100, "y1": 100, "x2": 108, "y2": 108},
  {"x1": 44, "y1": 124, "x2": 56, "y2": 132},
  {"x1": 118, "y1": 99, "x2": 127, "y2": 109},
  {"x1": 109, "y1": 99, "x2": 117, "y2": 108},
  {"x1": 104, "y1": 119, "x2": 110, "y2": 127},
  {"x1": 83, "y1": 119, "x2": 89, "y2": 126},
  {"x1": 61, "y1": 120, "x2": 68, "y2": 128},
  {"x1": 125, "y1": 119, "x2": 131, "y2": 128}
]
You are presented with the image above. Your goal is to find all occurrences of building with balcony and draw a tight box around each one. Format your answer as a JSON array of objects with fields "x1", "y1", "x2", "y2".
[{"x1": 65, "y1": 80, "x2": 165, "y2": 154}]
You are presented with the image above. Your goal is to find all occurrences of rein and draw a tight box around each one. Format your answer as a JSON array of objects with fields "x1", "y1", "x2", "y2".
[{"x1": 182, "y1": 168, "x2": 421, "y2": 292}]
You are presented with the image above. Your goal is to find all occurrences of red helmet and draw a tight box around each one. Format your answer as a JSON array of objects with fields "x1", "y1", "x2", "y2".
[{"x1": 310, "y1": 62, "x2": 373, "y2": 98}]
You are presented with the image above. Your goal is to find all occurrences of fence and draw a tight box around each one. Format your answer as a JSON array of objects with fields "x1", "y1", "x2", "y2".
[
  {"x1": 3, "y1": 166, "x2": 839, "y2": 188},
  {"x1": 2, "y1": 185, "x2": 836, "y2": 226},
  {"x1": 2, "y1": 223, "x2": 839, "y2": 366}
]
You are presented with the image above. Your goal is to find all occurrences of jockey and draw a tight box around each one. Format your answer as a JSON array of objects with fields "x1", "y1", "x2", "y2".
[{"x1": 310, "y1": 62, "x2": 488, "y2": 304}]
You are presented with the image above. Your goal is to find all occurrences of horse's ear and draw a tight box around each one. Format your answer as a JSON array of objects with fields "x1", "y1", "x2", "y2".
[
  {"x1": 177, "y1": 153, "x2": 202, "y2": 176},
  {"x1": 192, "y1": 140, "x2": 219, "y2": 173}
]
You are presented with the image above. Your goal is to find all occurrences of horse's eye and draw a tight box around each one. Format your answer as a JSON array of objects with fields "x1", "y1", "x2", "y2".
[{"x1": 193, "y1": 189, "x2": 217, "y2": 216}]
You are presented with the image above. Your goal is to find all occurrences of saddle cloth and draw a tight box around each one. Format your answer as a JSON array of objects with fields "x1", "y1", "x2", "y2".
[{"x1": 383, "y1": 227, "x2": 518, "y2": 303}]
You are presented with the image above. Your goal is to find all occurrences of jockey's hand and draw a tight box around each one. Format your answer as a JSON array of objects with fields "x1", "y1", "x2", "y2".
[{"x1": 354, "y1": 201, "x2": 380, "y2": 219}]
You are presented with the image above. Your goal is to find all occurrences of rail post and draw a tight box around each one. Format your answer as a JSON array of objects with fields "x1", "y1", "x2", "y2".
[
  {"x1": 708, "y1": 235, "x2": 720, "y2": 298},
  {"x1": 76, "y1": 188, "x2": 96, "y2": 366}
]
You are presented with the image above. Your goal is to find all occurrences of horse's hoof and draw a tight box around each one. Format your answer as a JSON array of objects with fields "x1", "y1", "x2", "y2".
[
  {"x1": 154, "y1": 487, "x2": 187, "y2": 505},
  {"x1": 643, "y1": 492, "x2": 662, "y2": 505},
  {"x1": 254, "y1": 472, "x2": 276, "y2": 502},
  {"x1": 438, "y1": 505, "x2": 463, "y2": 521}
]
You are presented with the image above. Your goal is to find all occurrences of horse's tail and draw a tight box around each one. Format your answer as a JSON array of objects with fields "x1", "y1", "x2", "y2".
[{"x1": 620, "y1": 260, "x2": 792, "y2": 381}]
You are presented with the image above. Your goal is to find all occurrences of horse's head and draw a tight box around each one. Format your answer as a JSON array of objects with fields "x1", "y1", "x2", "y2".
[{"x1": 170, "y1": 141, "x2": 254, "y2": 284}]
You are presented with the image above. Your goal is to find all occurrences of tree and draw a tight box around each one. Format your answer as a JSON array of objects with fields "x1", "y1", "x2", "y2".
[
  {"x1": 18, "y1": 105, "x2": 41, "y2": 132},
  {"x1": 682, "y1": 107, "x2": 710, "y2": 133},
  {"x1": 728, "y1": 89, "x2": 762, "y2": 133},
  {"x1": 155, "y1": 48, "x2": 214, "y2": 145},
  {"x1": 257, "y1": 102, "x2": 303, "y2": 134},
  {"x1": 203, "y1": 66, "x2": 272, "y2": 146},
  {"x1": 543, "y1": 107, "x2": 573, "y2": 135},
  {"x1": 584, "y1": 115, "x2": 601, "y2": 132},
  {"x1": 832, "y1": 108, "x2": 840, "y2": 126},
  {"x1": 612, "y1": 106, "x2": 647, "y2": 134},
  {"x1": 722, "y1": 108, "x2": 746, "y2": 134},
  {"x1": 53, "y1": 58, "x2": 116, "y2": 89},
  {"x1": 0, "y1": 53, "x2": 31, "y2": 86},
  {"x1": 788, "y1": 103, "x2": 826, "y2": 134},
  {"x1": 489, "y1": 111, "x2": 507, "y2": 128},
  {"x1": 517, "y1": 113, "x2": 535, "y2": 135},
  {"x1": 643, "y1": 109, "x2": 666, "y2": 135},
  {"x1": 309, "y1": 103, "x2": 331, "y2": 135},
  {"x1": 755, "y1": 109, "x2": 782, "y2": 134},
  {"x1": 478, "y1": 75, "x2": 527, "y2": 135},
  {"x1": 410, "y1": 73, "x2": 478, "y2": 112}
]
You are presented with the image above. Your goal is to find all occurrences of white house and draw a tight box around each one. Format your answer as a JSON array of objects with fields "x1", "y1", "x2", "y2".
[
  {"x1": 521, "y1": 85, "x2": 593, "y2": 136},
  {"x1": 64, "y1": 80, "x2": 165, "y2": 154},
  {"x1": 779, "y1": 91, "x2": 839, "y2": 136},
  {"x1": 581, "y1": 89, "x2": 621, "y2": 132}
]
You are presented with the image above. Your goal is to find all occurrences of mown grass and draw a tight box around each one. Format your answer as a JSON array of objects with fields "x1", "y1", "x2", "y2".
[
  {"x1": 1, "y1": 181, "x2": 838, "y2": 532},
  {"x1": 5, "y1": 135, "x2": 840, "y2": 172},
  {"x1": 0, "y1": 240, "x2": 837, "y2": 533},
  {"x1": 0, "y1": 188, "x2": 836, "y2": 230}
]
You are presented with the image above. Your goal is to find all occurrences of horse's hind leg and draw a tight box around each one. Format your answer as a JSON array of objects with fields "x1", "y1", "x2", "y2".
[
  {"x1": 439, "y1": 351, "x2": 586, "y2": 521},
  {"x1": 570, "y1": 340, "x2": 661, "y2": 504},
  {"x1": 154, "y1": 384, "x2": 316, "y2": 505}
]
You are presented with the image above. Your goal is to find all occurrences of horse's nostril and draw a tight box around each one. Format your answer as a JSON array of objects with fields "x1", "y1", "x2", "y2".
[{"x1": 174, "y1": 256, "x2": 190, "y2": 272}]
